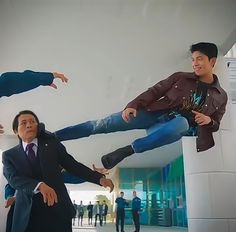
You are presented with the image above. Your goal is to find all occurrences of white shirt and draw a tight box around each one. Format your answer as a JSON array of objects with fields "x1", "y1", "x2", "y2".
[{"x1": 22, "y1": 138, "x2": 38, "y2": 156}]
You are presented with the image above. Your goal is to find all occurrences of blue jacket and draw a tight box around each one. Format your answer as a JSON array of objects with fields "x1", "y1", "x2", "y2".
[
  {"x1": 5, "y1": 184, "x2": 15, "y2": 200},
  {"x1": 132, "y1": 196, "x2": 141, "y2": 211},
  {"x1": 115, "y1": 197, "x2": 128, "y2": 210},
  {"x1": 0, "y1": 70, "x2": 54, "y2": 97}
]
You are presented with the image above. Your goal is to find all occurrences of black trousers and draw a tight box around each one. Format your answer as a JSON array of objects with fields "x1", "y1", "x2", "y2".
[
  {"x1": 94, "y1": 213, "x2": 102, "y2": 226},
  {"x1": 102, "y1": 213, "x2": 107, "y2": 224},
  {"x1": 78, "y1": 212, "x2": 84, "y2": 225},
  {"x1": 6, "y1": 204, "x2": 15, "y2": 232},
  {"x1": 132, "y1": 210, "x2": 140, "y2": 232},
  {"x1": 116, "y1": 209, "x2": 125, "y2": 232},
  {"x1": 26, "y1": 194, "x2": 72, "y2": 232},
  {"x1": 88, "y1": 212, "x2": 93, "y2": 224}
]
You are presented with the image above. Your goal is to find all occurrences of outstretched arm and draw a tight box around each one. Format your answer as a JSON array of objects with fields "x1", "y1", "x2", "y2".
[
  {"x1": 0, "y1": 70, "x2": 68, "y2": 97},
  {"x1": 62, "y1": 164, "x2": 109, "y2": 184},
  {"x1": 57, "y1": 142, "x2": 114, "y2": 192}
]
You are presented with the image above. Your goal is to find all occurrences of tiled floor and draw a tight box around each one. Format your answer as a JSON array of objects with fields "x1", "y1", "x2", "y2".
[{"x1": 72, "y1": 223, "x2": 188, "y2": 232}]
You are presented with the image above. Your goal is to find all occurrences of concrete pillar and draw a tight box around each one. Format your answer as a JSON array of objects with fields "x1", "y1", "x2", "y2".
[
  {"x1": 0, "y1": 135, "x2": 18, "y2": 232},
  {"x1": 182, "y1": 56, "x2": 236, "y2": 232}
]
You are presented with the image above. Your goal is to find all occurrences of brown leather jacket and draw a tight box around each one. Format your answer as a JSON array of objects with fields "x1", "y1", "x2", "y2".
[{"x1": 126, "y1": 72, "x2": 228, "y2": 152}]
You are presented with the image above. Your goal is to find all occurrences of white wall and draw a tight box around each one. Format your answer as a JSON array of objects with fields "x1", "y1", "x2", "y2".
[{"x1": 1, "y1": 0, "x2": 236, "y2": 169}]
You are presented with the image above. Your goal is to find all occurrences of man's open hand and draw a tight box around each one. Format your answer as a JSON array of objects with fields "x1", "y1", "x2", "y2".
[
  {"x1": 93, "y1": 164, "x2": 109, "y2": 175},
  {"x1": 38, "y1": 182, "x2": 58, "y2": 206},
  {"x1": 50, "y1": 72, "x2": 69, "y2": 89},
  {"x1": 99, "y1": 177, "x2": 114, "y2": 193}
]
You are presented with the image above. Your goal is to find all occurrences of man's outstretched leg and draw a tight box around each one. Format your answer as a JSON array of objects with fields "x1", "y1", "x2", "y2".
[
  {"x1": 54, "y1": 110, "x2": 164, "y2": 141},
  {"x1": 101, "y1": 115, "x2": 189, "y2": 169}
]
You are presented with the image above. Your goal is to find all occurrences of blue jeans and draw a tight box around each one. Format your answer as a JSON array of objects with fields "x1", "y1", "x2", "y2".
[{"x1": 55, "y1": 110, "x2": 189, "y2": 153}]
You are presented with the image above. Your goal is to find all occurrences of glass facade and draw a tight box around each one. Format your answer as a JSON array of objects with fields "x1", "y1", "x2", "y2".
[{"x1": 119, "y1": 155, "x2": 187, "y2": 227}]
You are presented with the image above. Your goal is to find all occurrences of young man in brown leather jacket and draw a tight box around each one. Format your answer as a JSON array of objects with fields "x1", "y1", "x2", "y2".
[{"x1": 54, "y1": 42, "x2": 228, "y2": 169}]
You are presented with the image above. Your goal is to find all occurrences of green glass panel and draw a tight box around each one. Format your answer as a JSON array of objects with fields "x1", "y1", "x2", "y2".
[
  {"x1": 134, "y1": 168, "x2": 146, "y2": 181},
  {"x1": 120, "y1": 168, "x2": 133, "y2": 183}
]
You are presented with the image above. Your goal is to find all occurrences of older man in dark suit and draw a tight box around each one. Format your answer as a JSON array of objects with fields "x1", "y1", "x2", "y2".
[{"x1": 2, "y1": 110, "x2": 114, "y2": 232}]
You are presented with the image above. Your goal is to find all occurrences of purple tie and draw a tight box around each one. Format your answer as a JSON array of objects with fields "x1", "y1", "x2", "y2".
[{"x1": 26, "y1": 143, "x2": 36, "y2": 162}]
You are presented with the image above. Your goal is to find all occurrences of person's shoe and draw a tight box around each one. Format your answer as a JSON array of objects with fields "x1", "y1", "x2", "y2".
[{"x1": 101, "y1": 145, "x2": 134, "y2": 169}]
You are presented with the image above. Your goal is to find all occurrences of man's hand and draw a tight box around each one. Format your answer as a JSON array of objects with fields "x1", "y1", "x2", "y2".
[
  {"x1": 99, "y1": 177, "x2": 114, "y2": 193},
  {"x1": 122, "y1": 108, "x2": 137, "y2": 123},
  {"x1": 93, "y1": 164, "x2": 109, "y2": 175},
  {"x1": 0, "y1": 124, "x2": 4, "y2": 134},
  {"x1": 192, "y1": 110, "x2": 212, "y2": 126},
  {"x1": 38, "y1": 182, "x2": 58, "y2": 206},
  {"x1": 50, "y1": 72, "x2": 69, "y2": 89},
  {"x1": 5, "y1": 196, "x2": 16, "y2": 208}
]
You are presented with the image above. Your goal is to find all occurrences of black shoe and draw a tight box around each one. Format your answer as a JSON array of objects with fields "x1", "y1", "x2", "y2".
[{"x1": 101, "y1": 145, "x2": 134, "y2": 169}]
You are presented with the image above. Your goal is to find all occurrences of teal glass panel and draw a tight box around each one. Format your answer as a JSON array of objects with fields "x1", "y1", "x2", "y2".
[
  {"x1": 118, "y1": 156, "x2": 187, "y2": 228},
  {"x1": 120, "y1": 168, "x2": 133, "y2": 183}
]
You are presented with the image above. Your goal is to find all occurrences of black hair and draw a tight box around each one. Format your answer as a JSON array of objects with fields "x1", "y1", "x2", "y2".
[
  {"x1": 190, "y1": 42, "x2": 218, "y2": 60},
  {"x1": 12, "y1": 110, "x2": 39, "y2": 132}
]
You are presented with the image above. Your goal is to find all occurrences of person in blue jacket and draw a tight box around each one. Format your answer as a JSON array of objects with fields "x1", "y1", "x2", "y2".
[
  {"x1": 0, "y1": 70, "x2": 68, "y2": 134},
  {"x1": 115, "y1": 191, "x2": 128, "y2": 232},
  {"x1": 132, "y1": 191, "x2": 141, "y2": 232}
]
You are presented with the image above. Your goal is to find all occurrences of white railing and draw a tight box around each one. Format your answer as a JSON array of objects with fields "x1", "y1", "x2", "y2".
[{"x1": 226, "y1": 58, "x2": 236, "y2": 103}]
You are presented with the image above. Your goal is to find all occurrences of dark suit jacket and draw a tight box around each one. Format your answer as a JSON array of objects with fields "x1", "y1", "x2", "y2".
[
  {"x1": 103, "y1": 204, "x2": 108, "y2": 215},
  {"x1": 2, "y1": 132, "x2": 104, "y2": 232}
]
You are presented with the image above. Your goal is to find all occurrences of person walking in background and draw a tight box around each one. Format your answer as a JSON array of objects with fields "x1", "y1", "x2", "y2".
[
  {"x1": 94, "y1": 201, "x2": 103, "y2": 227},
  {"x1": 115, "y1": 192, "x2": 128, "y2": 232},
  {"x1": 87, "y1": 201, "x2": 94, "y2": 225},
  {"x1": 132, "y1": 191, "x2": 141, "y2": 232},
  {"x1": 77, "y1": 201, "x2": 84, "y2": 226},
  {"x1": 72, "y1": 200, "x2": 77, "y2": 226},
  {"x1": 102, "y1": 200, "x2": 108, "y2": 225}
]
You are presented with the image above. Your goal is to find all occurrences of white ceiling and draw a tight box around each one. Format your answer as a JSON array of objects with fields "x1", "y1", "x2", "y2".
[{"x1": 0, "y1": 0, "x2": 236, "y2": 172}]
